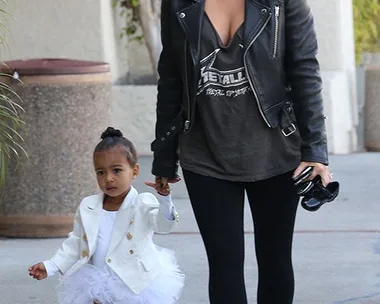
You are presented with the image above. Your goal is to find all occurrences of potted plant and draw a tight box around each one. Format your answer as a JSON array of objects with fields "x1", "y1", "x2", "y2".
[{"x1": 0, "y1": 2, "x2": 27, "y2": 188}]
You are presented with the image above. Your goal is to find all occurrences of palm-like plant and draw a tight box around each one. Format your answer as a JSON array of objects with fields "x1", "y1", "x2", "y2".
[
  {"x1": 0, "y1": 79, "x2": 26, "y2": 186},
  {"x1": 0, "y1": 1, "x2": 27, "y2": 188}
]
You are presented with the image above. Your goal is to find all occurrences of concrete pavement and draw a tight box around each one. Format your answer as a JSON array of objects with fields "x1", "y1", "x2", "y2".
[{"x1": 1, "y1": 153, "x2": 380, "y2": 304}]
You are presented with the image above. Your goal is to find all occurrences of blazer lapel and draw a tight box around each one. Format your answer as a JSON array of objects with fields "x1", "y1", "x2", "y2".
[
  {"x1": 80, "y1": 194, "x2": 103, "y2": 255},
  {"x1": 106, "y1": 187, "x2": 139, "y2": 256}
]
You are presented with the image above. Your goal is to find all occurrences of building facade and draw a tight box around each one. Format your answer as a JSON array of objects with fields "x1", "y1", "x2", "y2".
[{"x1": 0, "y1": 0, "x2": 358, "y2": 155}]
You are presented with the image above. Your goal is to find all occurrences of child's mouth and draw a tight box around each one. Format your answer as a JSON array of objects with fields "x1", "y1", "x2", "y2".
[{"x1": 106, "y1": 187, "x2": 117, "y2": 191}]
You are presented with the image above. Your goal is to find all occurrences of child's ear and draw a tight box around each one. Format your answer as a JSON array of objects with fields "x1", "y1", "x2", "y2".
[{"x1": 133, "y1": 163, "x2": 140, "y2": 179}]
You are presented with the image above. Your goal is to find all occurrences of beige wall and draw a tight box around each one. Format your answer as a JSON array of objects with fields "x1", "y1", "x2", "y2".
[
  {"x1": 2, "y1": 0, "x2": 104, "y2": 60},
  {"x1": 309, "y1": 0, "x2": 358, "y2": 154},
  {"x1": 0, "y1": 0, "x2": 130, "y2": 82}
]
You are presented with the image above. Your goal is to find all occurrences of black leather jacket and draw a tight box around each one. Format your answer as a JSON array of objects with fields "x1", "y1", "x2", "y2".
[{"x1": 151, "y1": 0, "x2": 328, "y2": 178}]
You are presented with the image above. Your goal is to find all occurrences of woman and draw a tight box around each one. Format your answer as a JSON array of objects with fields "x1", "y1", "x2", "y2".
[{"x1": 150, "y1": 0, "x2": 331, "y2": 303}]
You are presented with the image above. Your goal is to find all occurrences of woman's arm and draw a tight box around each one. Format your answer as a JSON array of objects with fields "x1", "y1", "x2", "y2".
[
  {"x1": 152, "y1": 0, "x2": 183, "y2": 179},
  {"x1": 284, "y1": 0, "x2": 328, "y2": 165}
]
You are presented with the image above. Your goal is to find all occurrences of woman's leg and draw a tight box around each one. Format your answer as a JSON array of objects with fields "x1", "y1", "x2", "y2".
[
  {"x1": 245, "y1": 171, "x2": 299, "y2": 304},
  {"x1": 183, "y1": 169, "x2": 247, "y2": 304}
]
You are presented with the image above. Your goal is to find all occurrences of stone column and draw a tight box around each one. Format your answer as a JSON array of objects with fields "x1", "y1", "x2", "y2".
[
  {"x1": 308, "y1": 0, "x2": 358, "y2": 154},
  {"x1": 364, "y1": 66, "x2": 380, "y2": 151}
]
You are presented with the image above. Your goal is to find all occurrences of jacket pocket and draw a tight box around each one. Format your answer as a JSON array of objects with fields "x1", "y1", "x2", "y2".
[
  {"x1": 272, "y1": 5, "x2": 281, "y2": 58},
  {"x1": 140, "y1": 253, "x2": 158, "y2": 272}
]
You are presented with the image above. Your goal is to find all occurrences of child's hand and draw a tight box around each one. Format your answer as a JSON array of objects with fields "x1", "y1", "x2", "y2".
[
  {"x1": 28, "y1": 262, "x2": 47, "y2": 280},
  {"x1": 145, "y1": 176, "x2": 181, "y2": 196}
]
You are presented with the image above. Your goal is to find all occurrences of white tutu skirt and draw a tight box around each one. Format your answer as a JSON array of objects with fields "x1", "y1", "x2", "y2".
[{"x1": 56, "y1": 247, "x2": 185, "y2": 304}]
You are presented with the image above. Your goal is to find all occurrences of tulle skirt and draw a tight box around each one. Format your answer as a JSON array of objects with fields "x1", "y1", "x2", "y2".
[{"x1": 56, "y1": 247, "x2": 185, "y2": 304}]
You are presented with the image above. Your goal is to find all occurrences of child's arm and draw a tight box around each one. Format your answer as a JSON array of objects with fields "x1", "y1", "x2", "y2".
[
  {"x1": 28, "y1": 207, "x2": 83, "y2": 279},
  {"x1": 43, "y1": 260, "x2": 60, "y2": 276},
  {"x1": 48, "y1": 207, "x2": 83, "y2": 273},
  {"x1": 138, "y1": 192, "x2": 179, "y2": 234},
  {"x1": 156, "y1": 192, "x2": 176, "y2": 221}
]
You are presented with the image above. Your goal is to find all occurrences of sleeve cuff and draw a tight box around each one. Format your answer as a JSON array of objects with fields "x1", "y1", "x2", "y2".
[
  {"x1": 156, "y1": 193, "x2": 176, "y2": 221},
  {"x1": 43, "y1": 260, "x2": 60, "y2": 277}
]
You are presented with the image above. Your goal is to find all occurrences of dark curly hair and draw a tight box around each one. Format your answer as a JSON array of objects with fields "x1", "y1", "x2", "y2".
[{"x1": 94, "y1": 127, "x2": 138, "y2": 167}]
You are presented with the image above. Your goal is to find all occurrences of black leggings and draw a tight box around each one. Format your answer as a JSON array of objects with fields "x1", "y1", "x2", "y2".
[{"x1": 183, "y1": 169, "x2": 299, "y2": 304}]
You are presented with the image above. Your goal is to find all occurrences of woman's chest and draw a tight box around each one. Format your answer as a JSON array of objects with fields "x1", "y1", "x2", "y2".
[{"x1": 204, "y1": 0, "x2": 245, "y2": 46}]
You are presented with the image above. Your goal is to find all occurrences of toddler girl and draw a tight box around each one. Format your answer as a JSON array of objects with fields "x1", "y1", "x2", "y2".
[{"x1": 28, "y1": 127, "x2": 184, "y2": 304}]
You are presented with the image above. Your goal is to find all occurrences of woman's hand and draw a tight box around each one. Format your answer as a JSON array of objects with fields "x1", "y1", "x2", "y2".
[
  {"x1": 145, "y1": 175, "x2": 181, "y2": 196},
  {"x1": 28, "y1": 262, "x2": 47, "y2": 280},
  {"x1": 293, "y1": 161, "x2": 332, "y2": 186}
]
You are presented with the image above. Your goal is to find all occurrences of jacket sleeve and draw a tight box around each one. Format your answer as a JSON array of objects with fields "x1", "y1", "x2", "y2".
[
  {"x1": 139, "y1": 193, "x2": 179, "y2": 234},
  {"x1": 152, "y1": 0, "x2": 183, "y2": 178},
  {"x1": 49, "y1": 207, "x2": 82, "y2": 274},
  {"x1": 284, "y1": 0, "x2": 329, "y2": 165}
]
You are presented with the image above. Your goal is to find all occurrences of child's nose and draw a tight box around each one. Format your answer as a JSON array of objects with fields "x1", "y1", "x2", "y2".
[{"x1": 106, "y1": 174, "x2": 115, "y2": 182}]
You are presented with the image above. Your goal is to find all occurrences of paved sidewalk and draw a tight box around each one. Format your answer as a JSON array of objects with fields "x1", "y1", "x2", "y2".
[{"x1": 1, "y1": 153, "x2": 380, "y2": 304}]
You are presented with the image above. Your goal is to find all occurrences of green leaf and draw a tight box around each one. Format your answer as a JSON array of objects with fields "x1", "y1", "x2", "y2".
[
  {"x1": 354, "y1": 0, "x2": 380, "y2": 63},
  {"x1": 0, "y1": 1, "x2": 27, "y2": 188}
]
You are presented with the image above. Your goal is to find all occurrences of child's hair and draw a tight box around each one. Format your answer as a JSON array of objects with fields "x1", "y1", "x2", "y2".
[{"x1": 94, "y1": 127, "x2": 138, "y2": 167}]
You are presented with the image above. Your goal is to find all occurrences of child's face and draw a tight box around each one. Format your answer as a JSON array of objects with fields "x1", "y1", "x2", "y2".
[{"x1": 93, "y1": 147, "x2": 139, "y2": 198}]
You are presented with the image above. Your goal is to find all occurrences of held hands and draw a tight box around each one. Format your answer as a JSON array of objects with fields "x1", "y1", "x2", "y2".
[
  {"x1": 293, "y1": 161, "x2": 332, "y2": 186},
  {"x1": 145, "y1": 175, "x2": 181, "y2": 196},
  {"x1": 28, "y1": 262, "x2": 47, "y2": 280}
]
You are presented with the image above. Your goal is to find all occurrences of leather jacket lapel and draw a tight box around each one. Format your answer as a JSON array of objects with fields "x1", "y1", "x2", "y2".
[
  {"x1": 244, "y1": 0, "x2": 271, "y2": 47},
  {"x1": 176, "y1": 0, "x2": 205, "y2": 66}
]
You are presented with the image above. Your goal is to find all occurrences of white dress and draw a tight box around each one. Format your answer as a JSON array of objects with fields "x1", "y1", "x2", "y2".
[{"x1": 44, "y1": 195, "x2": 184, "y2": 304}]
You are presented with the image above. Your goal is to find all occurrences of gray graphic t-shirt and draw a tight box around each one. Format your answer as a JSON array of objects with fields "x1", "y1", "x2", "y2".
[{"x1": 180, "y1": 14, "x2": 301, "y2": 181}]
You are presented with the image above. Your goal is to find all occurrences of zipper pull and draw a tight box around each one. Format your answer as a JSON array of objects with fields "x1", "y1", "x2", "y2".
[
  {"x1": 184, "y1": 120, "x2": 190, "y2": 131},
  {"x1": 275, "y1": 5, "x2": 280, "y2": 17}
]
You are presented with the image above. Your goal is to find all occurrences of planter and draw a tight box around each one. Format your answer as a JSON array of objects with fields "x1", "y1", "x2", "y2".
[{"x1": 0, "y1": 59, "x2": 111, "y2": 237}]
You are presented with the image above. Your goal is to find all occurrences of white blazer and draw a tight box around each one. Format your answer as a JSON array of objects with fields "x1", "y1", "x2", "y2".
[{"x1": 49, "y1": 186, "x2": 179, "y2": 294}]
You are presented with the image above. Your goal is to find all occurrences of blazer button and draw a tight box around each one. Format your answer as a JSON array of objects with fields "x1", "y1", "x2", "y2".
[
  {"x1": 179, "y1": 12, "x2": 186, "y2": 18},
  {"x1": 82, "y1": 233, "x2": 87, "y2": 241},
  {"x1": 81, "y1": 250, "x2": 89, "y2": 258},
  {"x1": 126, "y1": 232, "x2": 133, "y2": 240},
  {"x1": 107, "y1": 258, "x2": 112, "y2": 263},
  {"x1": 129, "y1": 249, "x2": 134, "y2": 255},
  {"x1": 130, "y1": 218, "x2": 134, "y2": 225}
]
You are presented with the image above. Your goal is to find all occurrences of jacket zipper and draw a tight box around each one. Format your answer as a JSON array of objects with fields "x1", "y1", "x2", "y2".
[
  {"x1": 272, "y1": 5, "x2": 280, "y2": 58},
  {"x1": 183, "y1": 40, "x2": 191, "y2": 131},
  {"x1": 243, "y1": 14, "x2": 272, "y2": 127}
]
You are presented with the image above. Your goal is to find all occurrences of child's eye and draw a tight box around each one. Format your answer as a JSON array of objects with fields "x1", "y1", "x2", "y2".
[
  {"x1": 113, "y1": 168, "x2": 122, "y2": 173},
  {"x1": 96, "y1": 171, "x2": 104, "y2": 176}
]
